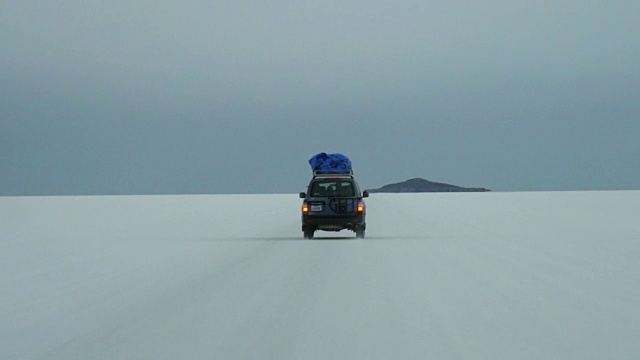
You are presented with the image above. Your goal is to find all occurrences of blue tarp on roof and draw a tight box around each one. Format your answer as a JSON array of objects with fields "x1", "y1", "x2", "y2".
[{"x1": 309, "y1": 153, "x2": 352, "y2": 174}]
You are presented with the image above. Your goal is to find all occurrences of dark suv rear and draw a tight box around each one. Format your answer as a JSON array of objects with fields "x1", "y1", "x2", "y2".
[{"x1": 299, "y1": 171, "x2": 369, "y2": 239}]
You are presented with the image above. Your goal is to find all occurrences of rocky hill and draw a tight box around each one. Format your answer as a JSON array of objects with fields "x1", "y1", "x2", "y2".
[{"x1": 368, "y1": 178, "x2": 490, "y2": 193}]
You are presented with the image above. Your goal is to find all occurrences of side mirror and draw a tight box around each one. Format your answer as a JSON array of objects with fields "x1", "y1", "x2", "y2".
[
  {"x1": 362, "y1": 190, "x2": 369, "y2": 198},
  {"x1": 299, "y1": 192, "x2": 306, "y2": 198}
]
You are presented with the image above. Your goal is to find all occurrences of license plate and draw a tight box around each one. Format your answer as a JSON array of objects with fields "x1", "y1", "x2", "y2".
[{"x1": 310, "y1": 204, "x2": 323, "y2": 212}]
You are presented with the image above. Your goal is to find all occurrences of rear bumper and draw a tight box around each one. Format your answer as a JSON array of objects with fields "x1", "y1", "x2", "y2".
[{"x1": 302, "y1": 214, "x2": 366, "y2": 231}]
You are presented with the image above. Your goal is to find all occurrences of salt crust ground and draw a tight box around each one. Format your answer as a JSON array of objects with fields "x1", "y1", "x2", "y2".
[{"x1": 1, "y1": 191, "x2": 639, "y2": 359}]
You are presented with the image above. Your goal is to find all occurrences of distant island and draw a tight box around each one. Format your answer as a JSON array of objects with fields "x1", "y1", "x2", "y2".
[{"x1": 368, "y1": 178, "x2": 490, "y2": 193}]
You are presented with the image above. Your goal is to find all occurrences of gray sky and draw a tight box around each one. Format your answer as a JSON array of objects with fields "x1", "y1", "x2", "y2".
[{"x1": 2, "y1": 0, "x2": 639, "y2": 195}]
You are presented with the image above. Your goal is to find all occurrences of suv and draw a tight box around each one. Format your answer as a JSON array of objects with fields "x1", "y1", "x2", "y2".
[{"x1": 299, "y1": 171, "x2": 369, "y2": 239}]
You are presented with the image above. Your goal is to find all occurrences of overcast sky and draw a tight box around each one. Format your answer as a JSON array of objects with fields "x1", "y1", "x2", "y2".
[{"x1": 2, "y1": 0, "x2": 639, "y2": 195}]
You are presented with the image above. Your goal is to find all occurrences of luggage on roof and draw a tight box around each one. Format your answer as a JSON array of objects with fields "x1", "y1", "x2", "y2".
[{"x1": 308, "y1": 153, "x2": 352, "y2": 174}]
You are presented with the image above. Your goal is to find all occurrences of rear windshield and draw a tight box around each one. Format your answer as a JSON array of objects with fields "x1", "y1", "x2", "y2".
[{"x1": 311, "y1": 181, "x2": 355, "y2": 197}]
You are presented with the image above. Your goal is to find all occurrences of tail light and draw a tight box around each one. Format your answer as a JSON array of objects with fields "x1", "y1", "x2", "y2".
[
  {"x1": 357, "y1": 200, "x2": 365, "y2": 213},
  {"x1": 302, "y1": 201, "x2": 309, "y2": 214}
]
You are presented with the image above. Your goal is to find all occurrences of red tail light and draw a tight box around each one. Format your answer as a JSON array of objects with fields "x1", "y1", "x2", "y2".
[
  {"x1": 302, "y1": 201, "x2": 309, "y2": 214},
  {"x1": 357, "y1": 200, "x2": 365, "y2": 213}
]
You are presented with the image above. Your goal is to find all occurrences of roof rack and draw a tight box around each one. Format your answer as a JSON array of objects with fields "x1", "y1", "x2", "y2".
[{"x1": 313, "y1": 169, "x2": 353, "y2": 178}]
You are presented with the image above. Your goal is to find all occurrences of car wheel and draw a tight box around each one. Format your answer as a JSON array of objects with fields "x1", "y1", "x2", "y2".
[
  {"x1": 304, "y1": 229, "x2": 315, "y2": 239},
  {"x1": 355, "y1": 228, "x2": 365, "y2": 239}
]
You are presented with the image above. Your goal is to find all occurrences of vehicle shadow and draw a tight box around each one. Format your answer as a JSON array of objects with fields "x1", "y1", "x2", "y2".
[{"x1": 311, "y1": 236, "x2": 357, "y2": 240}]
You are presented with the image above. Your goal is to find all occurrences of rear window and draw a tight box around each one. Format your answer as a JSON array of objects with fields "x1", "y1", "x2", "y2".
[{"x1": 311, "y1": 181, "x2": 355, "y2": 197}]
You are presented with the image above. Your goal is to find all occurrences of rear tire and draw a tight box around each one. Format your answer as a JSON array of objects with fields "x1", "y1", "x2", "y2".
[
  {"x1": 303, "y1": 229, "x2": 315, "y2": 239},
  {"x1": 355, "y1": 228, "x2": 365, "y2": 239}
]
